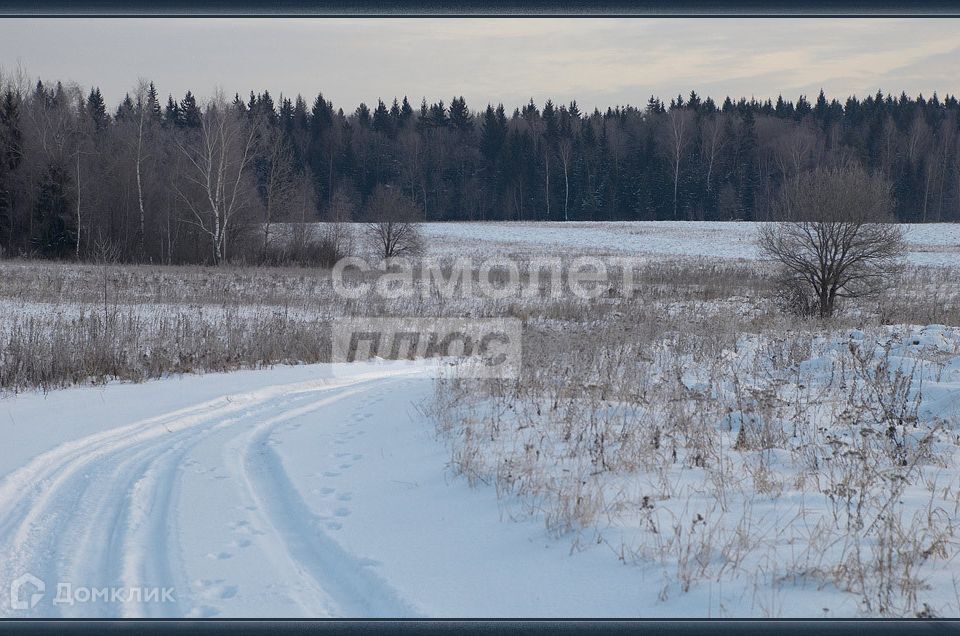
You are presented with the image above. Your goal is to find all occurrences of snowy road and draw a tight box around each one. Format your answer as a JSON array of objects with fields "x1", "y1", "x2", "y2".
[{"x1": 0, "y1": 361, "x2": 650, "y2": 618}]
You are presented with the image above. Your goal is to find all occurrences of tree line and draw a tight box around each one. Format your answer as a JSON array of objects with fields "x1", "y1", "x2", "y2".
[{"x1": 1, "y1": 71, "x2": 958, "y2": 264}]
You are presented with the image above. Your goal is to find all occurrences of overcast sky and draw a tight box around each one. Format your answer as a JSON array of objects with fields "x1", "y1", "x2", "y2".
[{"x1": 1, "y1": 18, "x2": 958, "y2": 111}]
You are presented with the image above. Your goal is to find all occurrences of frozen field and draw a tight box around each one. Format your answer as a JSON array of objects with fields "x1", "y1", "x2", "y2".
[
  {"x1": 1, "y1": 328, "x2": 958, "y2": 618},
  {"x1": 0, "y1": 221, "x2": 959, "y2": 618},
  {"x1": 422, "y1": 221, "x2": 960, "y2": 267}
]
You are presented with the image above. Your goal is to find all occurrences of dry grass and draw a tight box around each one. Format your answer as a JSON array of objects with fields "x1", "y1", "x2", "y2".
[
  {"x1": 1, "y1": 243, "x2": 959, "y2": 615},
  {"x1": 424, "y1": 257, "x2": 960, "y2": 617}
]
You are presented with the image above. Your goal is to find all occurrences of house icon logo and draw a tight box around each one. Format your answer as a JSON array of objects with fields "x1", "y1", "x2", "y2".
[{"x1": 10, "y1": 573, "x2": 45, "y2": 611}]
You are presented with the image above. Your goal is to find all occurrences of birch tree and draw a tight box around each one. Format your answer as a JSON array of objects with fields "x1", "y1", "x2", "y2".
[
  {"x1": 660, "y1": 107, "x2": 694, "y2": 220},
  {"x1": 175, "y1": 91, "x2": 259, "y2": 264},
  {"x1": 699, "y1": 112, "x2": 728, "y2": 194}
]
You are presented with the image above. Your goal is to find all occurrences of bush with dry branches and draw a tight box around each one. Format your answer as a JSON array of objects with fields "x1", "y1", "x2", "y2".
[
  {"x1": 362, "y1": 184, "x2": 424, "y2": 259},
  {"x1": 758, "y1": 164, "x2": 906, "y2": 318}
]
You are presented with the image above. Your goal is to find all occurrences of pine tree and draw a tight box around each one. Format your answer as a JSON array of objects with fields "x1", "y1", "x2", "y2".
[
  {"x1": 646, "y1": 96, "x2": 665, "y2": 115},
  {"x1": 115, "y1": 93, "x2": 135, "y2": 121},
  {"x1": 814, "y1": 89, "x2": 828, "y2": 124},
  {"x1": 428, "y1": 100, "x2": 447, "y2": 128},
  {"x1": 0, "y1": 88, "x2": 22, "y2": 250},
  {"x1": 372, "y1": 99, "x2": 391, "y2": 135},
  {"x1": 146, "y1": 82, "x2": 162, "y2": 120},
  {"x1": 448, "y1": 96, "x2": 473, "y2": 132},
  {"x1": 400, "y1": 96, "x2": 414, "y2": 123},
  {"x1": 163, "y1": 95, "x2": 179, "y2": 127},
  {"x1": 355, "y1": 102, "x2": 371, "y2": 127},
  {"x1": 179, "y1": 91, "x2": 201, "y2": 128},
  {"x1": 258, "y1": 90, "x2": 277, "y2": 126},
  {"x1": 293, "y1": 95, "x2": 309, "y2": 129},
  {"x1": 311, "y1": 93, "x2": 333, "y2": 129},
  {"x1": 279, "y1": 97, "x2": 294, "y2": 132},
  {"x1": 86, "y1": 87, "x2": 108, "y2": 130}
]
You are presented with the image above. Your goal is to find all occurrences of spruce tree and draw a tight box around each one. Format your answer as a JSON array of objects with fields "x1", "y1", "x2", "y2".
[
  {"x1": 448, "y1": 96, "x2": 473, "y2": 132},
  {"x1": 86, "y1": 88, "x2": 108, "y2": 130},
  {"x1": 355, "y1": 102, "x2": 371, "y2": 127},
  {"x1": 164, "y1": 95, "x2": 179, "y2": 127},
  {"x1": 372, "y1": 99, "x2": 391, "y2": 135},
  {"x1": 179, "y1": 91, "x2": 201, "y2": 128},
  {"x1": 147, "y1": 82, "x2": 162, "y2": 120},
  {"x1": 400, "y1": 96, "x2": 414, "y2": 123}
]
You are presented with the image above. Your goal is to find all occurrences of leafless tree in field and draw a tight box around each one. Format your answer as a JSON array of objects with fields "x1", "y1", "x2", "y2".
[
  {"x1": 362, "y1": 184, "x2": 423, "y2": 259},
  {"x1": 758, "y1": 164, "x2": 906, "y2": 318},
  {"x1": 174, "y1": 91, "x2": 259, "y2": 264}
]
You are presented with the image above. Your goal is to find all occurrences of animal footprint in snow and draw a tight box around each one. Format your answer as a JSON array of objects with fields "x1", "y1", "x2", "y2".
[
  {"x1": 322, "y1": 471, "x2": 340, "y2": 477},
  {"x1": 336, "y1": 492, "x2": 353, "y2": 501},
  {"x1": 319, "y1": 487, "x2": 336, "y2": 495},
  {"x1": 334, "y1": 507, "x2": 351, "y2": 517},
  {"x1": 326, "y1": 521, "x2": 342, "y2": 530},
  {"x1": 206, "y1": 551, "x2": 233, "y2": 560},
  {"x1": 228, "y1": 520, "x2": 265, "y2": 536}
]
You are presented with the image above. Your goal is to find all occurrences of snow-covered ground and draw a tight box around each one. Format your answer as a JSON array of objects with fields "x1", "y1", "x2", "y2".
[
  {"x1": 0, "y1": 220, "x2": 958, "y2": 618},
  {"x1": 0, "y1": 360, "x2": 653, "y2": 618},
  {"x1": 3, "y1": 327, "x2": 957, "y2": 618},
  {"x1": 422, "y1": 221, "x2": 960, "y2": 267}
]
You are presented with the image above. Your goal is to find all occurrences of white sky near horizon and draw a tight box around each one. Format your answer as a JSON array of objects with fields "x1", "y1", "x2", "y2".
[{"x1": 0, "y1": 18, "x2": 958, "y2": 112}]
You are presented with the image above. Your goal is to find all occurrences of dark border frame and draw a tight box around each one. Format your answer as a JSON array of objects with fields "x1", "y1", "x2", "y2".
[
  {"x1": 3, "y1": 618, "x2": 960, "y2": 633},
  {"x1": 1, "y1": 1, "x2": 960, "y2": 16},
  {"x1": 2, "y1": 2, "x2": 960, "y2": 632}
]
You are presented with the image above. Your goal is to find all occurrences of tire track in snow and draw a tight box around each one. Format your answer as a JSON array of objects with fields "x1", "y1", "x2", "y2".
[
  {"x1": 227, "y1": 380, "x2": 421, "y2": 617},
  {"x1": 0, "y1": 367, "x2": 429, "y2": 617},
  {"x1": 0, "y1": 390, "x2": 315, "y2": 617}
]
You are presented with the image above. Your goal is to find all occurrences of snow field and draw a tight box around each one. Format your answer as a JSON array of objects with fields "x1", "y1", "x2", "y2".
[{"x1": 0, "y1": 220, "x2": 958, "y2": 617}]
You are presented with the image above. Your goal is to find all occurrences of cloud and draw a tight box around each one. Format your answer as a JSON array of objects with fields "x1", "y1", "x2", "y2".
[{"x1": 0, "y1": 18, "x2": 956, "y2": 110}]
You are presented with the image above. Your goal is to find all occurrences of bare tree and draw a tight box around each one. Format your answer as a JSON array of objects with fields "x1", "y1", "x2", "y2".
[
  {"x1": 362, "y1": 184, "x2": 423, "y2": 259},
  {"x1": 758, "y1": 164, "x2": 906, "y2": 318},
  {"x1": 174, "y1": 90, "x2": 259, "y2": 264},
  {"x1": 132, "y1": 79, "x2": 152, "y2": 259},
  {"x1": 257, "y1": 125, "x2": 297, "y2": 257},
  {"x1": 323, "y1": 184, "x2": 356, "y2": 258},
  {"x1": 773, "y1": 121, "x2": 818, "y2": 189},
  {"x1": 659, "y1": 108, "x2": 694, "y2": 220},
  {"x1": 699, "y1": 112, "x2": 728, "y2": 194},
  {"x1": 557, "y1": 135, "x2": 573, "y2": 222}
]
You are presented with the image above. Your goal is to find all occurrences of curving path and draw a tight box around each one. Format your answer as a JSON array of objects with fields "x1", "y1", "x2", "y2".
[
  {"x1": 0, "y1": 361, "x2": 650, "y2": 618},
  {"x1": 0, "y1": 367, "x2": 427, "y2": 618}
]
